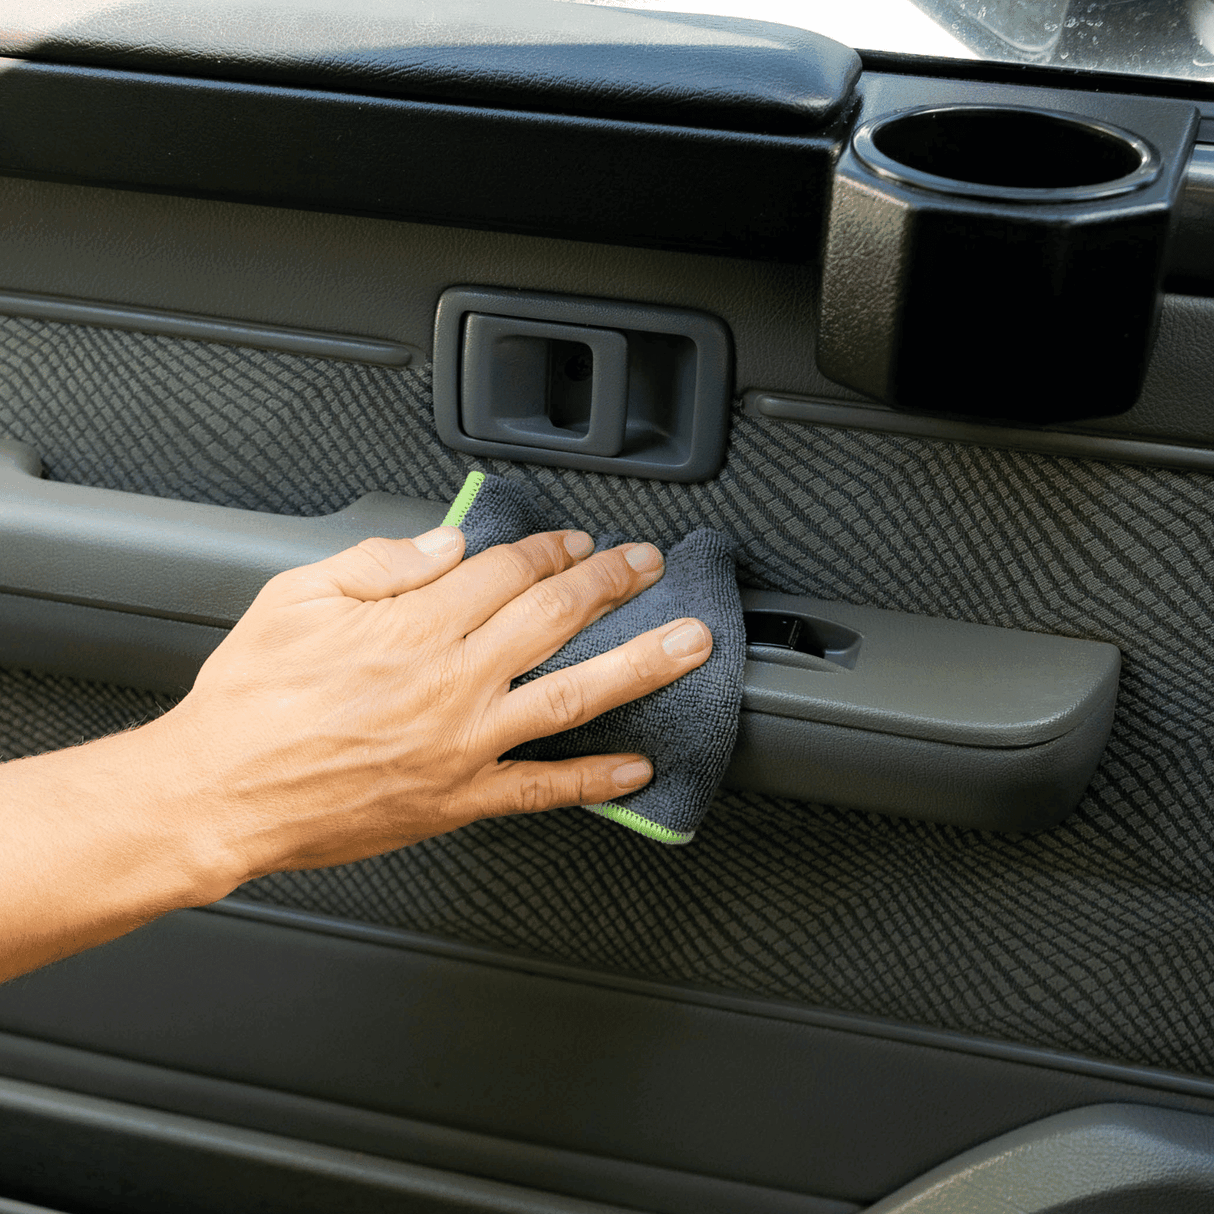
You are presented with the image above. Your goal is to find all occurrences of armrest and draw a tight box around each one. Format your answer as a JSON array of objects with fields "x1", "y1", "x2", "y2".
[
  {"x1": 0, "y1": 439, "x2": 1118, "y2": 831},
  {"x1": 0, "y1": 0, "x2": 860, "y2": 134}
]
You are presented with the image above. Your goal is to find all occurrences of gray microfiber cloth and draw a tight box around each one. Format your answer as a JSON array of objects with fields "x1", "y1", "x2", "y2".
[{"x1": 442, "y1": 471, "x2": 745, "y2": 844}]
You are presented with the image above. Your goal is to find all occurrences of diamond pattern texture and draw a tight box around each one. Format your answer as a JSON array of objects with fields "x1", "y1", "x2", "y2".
[{"x1": 2, "y1": 315, "x2": 1214, "y2": 1074}]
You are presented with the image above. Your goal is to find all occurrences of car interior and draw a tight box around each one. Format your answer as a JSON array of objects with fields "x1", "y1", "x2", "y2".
[{"x1": 1, "y1": 0, "x2": 1214, "y2": 1210}]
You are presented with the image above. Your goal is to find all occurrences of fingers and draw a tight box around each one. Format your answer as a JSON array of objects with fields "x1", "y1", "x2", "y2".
[
  {"x1": 476, "y1": 753, "x2": 655, "y2": 818},
  {"x1": 409, "y1": 528, "x2": 598, "y2": 638},
  {"x1": 493, "y1": 617, "x2": 713, "y2": 752},
  {"x1": 263, "y1": 526, "x2": 466, "y2": 605},
  {"x1": 466, "y1": 542, "x2": 667, "y2": 679}
]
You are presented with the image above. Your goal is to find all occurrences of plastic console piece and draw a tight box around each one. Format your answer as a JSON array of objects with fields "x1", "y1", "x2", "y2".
[{"x1": 817, "y1": 76, "x2": 1199, "y2": 423}]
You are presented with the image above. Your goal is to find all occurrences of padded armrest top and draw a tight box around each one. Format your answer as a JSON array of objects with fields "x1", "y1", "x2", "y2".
[{"x1": 0, "y1": 0, "x2": 860, "y2": 134}]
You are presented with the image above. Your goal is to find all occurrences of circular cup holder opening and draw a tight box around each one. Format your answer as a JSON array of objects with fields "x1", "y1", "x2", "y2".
[{"x1": 855, "y1": 106, "x2": 1159, "y2": 201}]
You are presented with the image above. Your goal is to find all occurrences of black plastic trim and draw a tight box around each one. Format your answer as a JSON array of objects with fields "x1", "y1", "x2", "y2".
[
  {"x1": 0, "y1": 290, "x2": 416, "y2": 365},
  {"x1": 745, "y1": 391, "x2": 1214, "y2": 472},
  {"x1": 210, "y1": 900, "x2": 1214, "y2": 1105},
  {"x1": 0, "y1": 58, "x2": 841, "y2": 262},
  {"x1": 0, "y1": 52, "x2": 1210, "y2": 284},
  {"x1": 1173, "y1": 144, "x2": 1214, "y2": 293},
  {"x1": 6, "y1": 903, "x2": 1214, "y2": 1206},
  {"x1": 0, "y1": 1035, "x2": 853, "y2": 1214},
  {"x1": 0, "y1": 1076, "x2": 648, "y2": 1214}
]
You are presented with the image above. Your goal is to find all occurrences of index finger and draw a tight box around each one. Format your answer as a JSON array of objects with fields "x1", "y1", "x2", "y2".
[
  {"x1": 409, "y1": 528, "x2": 596, "y2": 639},
  {"x1": 491, "y1": 617, "x2": 714, "y2": 752}
]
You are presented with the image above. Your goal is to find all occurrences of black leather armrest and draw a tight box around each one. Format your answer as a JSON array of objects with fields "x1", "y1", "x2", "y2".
[
  {"x1": 0, "y1": 0, "x2": 860, "y2": 134},
  {"x1": 0, "y1": 0, "x2": 857, "y2": 258}
]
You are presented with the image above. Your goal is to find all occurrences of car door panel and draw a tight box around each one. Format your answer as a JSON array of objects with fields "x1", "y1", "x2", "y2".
[
  {"x1": 1, "y1": 261, "x2": 1213, "y2": 1205},
  {"x1": 1, "y1": 3, "x2": 1214, "y2": 1211},
  {"x1": 4, "y1": 321, "x2": 1208, "y2": 1071}
]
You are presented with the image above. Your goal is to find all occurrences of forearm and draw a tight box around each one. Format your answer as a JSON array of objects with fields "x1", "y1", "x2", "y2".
[{"x1": 0, "y1": 714, "x2": 238, "y2": 983}]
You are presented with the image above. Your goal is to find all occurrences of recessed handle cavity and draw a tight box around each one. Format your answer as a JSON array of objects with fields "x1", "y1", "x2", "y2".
[{"x1": 433, "y1": 288, "x2": 733, "y2": 482}]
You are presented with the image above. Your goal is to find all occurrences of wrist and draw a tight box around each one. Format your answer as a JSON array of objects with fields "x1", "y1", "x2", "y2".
[
  {"x1": 0, "y1": 710, "x2": 250, "y2": 982},
  {"x1": 105, "y1": 709, "x2": 250, "y2": 911}
]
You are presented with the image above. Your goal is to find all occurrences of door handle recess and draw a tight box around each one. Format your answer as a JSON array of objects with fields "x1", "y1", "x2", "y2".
[{"x1": 433, "y1": 288, "x2": 733, "y2": 482}]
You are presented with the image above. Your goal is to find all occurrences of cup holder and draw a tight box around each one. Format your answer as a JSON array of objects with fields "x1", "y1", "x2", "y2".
[
  {"x1": 816, "y1": 90, "x2": 1198, "y2": 423},
  {"x1": 853, "y1": 105, "x2": 1160, "y2": 203}
]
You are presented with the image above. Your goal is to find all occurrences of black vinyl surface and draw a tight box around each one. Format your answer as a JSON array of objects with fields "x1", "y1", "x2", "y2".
[
  {"x1": 0, "y1": 0, "x2": 860, "y2": 134},
  {"x1": 0, "y1": 58, "x2": 838, "y2": 261},
  {"x1": 2, "y1": 905, "x2": 1214, "y2": 1208}
]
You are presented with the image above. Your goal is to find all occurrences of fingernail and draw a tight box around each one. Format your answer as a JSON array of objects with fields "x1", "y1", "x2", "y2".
[
  {"x1": 662, "y1": 620, "x2": 709, "y2": 657},
  {"x1": 564, "y1": 531, "x2": 594, "y2": 559},
  {"x1": 414, "y1": 526, "x2": 460, "y2": 556},
  {"x1": 624, "y1": 543, "x2": 663, "y2": 573},
  {"x1": 612, "y1": 758, "x2": 653, "y2": 791}
]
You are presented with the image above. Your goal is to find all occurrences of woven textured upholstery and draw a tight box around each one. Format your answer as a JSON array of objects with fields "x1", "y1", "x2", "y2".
[{"x1": 2, "y1": 314, "x2": 1213, "y2": 1075}]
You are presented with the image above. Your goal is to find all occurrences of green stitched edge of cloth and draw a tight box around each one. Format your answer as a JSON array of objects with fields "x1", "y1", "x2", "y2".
[
  {"x1": 584, "y1": 802, "x2": 695, "y2": 846},
  {"x1": 442, "y1": 470, "x2": 486, "y2": 528}
]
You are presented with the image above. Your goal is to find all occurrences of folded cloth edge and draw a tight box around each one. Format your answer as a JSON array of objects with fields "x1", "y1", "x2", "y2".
[{"x1": 442, "y1": 469, "x2": 487, "y2": 530}]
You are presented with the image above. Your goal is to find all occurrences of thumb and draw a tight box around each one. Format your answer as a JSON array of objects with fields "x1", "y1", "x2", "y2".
[{"x1": 268, "y1": 526, "x2": 466, "y2": 605}]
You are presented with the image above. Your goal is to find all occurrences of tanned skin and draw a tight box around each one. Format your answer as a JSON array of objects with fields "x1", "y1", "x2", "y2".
[{"x1": 0, "y1": 524, "x2": 711, "y2": 982}]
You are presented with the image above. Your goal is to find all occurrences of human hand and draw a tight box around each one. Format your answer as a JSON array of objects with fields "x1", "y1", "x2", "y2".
[{"x1": 156, "y1": 524, "x2": 713, "y2": 895}]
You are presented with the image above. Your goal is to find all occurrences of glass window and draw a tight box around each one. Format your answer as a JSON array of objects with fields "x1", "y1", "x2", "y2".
[{"x1": 566, "y1": 0, "x2": 1214, "y2": 87}]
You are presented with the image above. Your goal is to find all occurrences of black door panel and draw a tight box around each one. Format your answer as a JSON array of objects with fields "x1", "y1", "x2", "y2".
[
  {"x1": 4, "y1": 905, "x2": 1214, "y2": 1210},
  {"x1": 2, "y1": 4, "x2": 1214, "y2": 1209}
]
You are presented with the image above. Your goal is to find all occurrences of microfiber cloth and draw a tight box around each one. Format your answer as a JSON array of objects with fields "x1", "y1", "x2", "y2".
[{"x1": 442, "y1": 471, "x2": 745, "y2": 845}]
